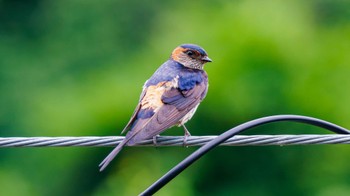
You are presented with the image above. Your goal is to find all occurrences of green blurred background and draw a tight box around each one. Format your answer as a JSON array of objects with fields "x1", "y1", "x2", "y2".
[{"x1": 1, "y1": 0, "x2": 350, "y2": 195}]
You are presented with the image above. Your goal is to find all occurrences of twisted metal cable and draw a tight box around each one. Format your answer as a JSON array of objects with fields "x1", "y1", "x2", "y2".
[{"x1": 1, "y1": 135, "x2": 350, "y2": 147}]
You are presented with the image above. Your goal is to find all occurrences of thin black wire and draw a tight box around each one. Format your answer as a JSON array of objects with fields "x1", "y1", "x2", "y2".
[{"x1": 140, "y1": 115, "x2": 350, "y2": 195}]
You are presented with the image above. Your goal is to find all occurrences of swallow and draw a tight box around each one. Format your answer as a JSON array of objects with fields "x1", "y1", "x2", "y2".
[{"x1": 99, "y1": 43, "x2": 212, "y2": 171}]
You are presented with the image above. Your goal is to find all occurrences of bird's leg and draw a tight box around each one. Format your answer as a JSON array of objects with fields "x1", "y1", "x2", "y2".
[
  {"x1": 153, "y1": 135, "x2": 160, "y2": 147},
  {"x1": 182, "y1": 124, "x2": 191, "y2": 147}
]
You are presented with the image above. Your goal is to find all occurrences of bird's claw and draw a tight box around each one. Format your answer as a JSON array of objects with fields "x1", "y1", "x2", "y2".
[
  {"x1": 153, "y1": 135, "x2": 160, "y2": 147},
  {"x1": 182, "y1": 125, "x2": 191, "y2": 147}
]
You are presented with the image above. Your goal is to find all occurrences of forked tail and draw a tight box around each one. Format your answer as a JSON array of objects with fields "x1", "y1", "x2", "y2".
[{"x1": 99, "y1": 140, "x2": 127, "y2": 171}]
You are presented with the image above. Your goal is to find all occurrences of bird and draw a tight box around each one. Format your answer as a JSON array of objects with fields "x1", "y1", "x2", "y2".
[{"x1": 99, "y1": 43, "x2": 212, "y2": 171}]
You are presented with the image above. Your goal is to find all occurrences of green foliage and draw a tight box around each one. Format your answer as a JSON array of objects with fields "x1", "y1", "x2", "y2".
[{"x1": 1, "y1": 0, "x2": 350, "y2": 195}]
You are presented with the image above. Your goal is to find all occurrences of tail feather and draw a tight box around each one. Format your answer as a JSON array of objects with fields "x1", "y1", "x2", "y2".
[
  {"x1": 99, "y1": 140, "x2": 127, "y2": 171},
  {"x1": 99, "y1": 118, "x2": 150, "y2": 171}
]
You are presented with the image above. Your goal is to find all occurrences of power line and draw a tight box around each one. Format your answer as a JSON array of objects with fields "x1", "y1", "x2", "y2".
[
  {"x1": 140, "y1": 114, "x2": 350, "y2": 195},
  {"x1": 1, "y1": 134, "x2": 350, "y2": 147}
]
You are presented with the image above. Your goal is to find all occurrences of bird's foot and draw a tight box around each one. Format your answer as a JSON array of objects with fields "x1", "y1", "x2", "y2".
[
  {"x1": 182, "y1": 125, "x2": 191, "y2": 147},
  {"x1": 153, "y1": 135, "x2": 160, "y2": 147}
]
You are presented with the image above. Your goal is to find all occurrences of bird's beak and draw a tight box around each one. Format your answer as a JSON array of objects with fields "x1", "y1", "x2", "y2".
[{"x1": 201, "y1": 56, "x2": 212, "y2": 62}]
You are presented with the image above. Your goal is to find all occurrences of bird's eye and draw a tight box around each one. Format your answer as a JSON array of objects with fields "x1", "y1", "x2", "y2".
[{"x1": 186, "y1": 50, "x2": 195, "y2": 56}]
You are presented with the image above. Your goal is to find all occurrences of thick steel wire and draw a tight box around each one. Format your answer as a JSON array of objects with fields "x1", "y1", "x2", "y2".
[{"x1": 1, "y1": 135, "x2": 350, "y2": 147}]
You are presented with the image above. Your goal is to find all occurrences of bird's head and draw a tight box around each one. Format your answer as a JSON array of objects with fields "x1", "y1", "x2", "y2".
[{"x1": 171, "y1": 44, "x2": 212, "y2": 70}]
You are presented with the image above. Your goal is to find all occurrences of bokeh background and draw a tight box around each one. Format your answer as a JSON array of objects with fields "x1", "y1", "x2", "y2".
[{"x1": 1, "y1": 0, "x2": 350, "y2": 195}]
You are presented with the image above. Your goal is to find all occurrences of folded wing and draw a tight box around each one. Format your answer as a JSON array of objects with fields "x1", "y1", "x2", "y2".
[{"x1": 125, "y1": 79, "x2": 208, "y2": 145}]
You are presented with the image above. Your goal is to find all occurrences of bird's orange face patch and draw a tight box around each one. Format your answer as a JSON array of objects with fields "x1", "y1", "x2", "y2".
[{"x1": 171, "y1": 47, "x2": 186, "y2": 62}]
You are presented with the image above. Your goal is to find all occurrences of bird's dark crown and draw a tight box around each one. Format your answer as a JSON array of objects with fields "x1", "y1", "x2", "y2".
[{"x1": 180, "y1": 44, "x2": 208, "y2": 56}]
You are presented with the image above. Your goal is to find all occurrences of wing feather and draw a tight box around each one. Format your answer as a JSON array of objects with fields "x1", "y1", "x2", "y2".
[
  {"x1": 126, "y1": 81, "x2": 207, "y2": 145},
  {"x1": 120, "y1": 88, "x2": 147, "y2": 134}
]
